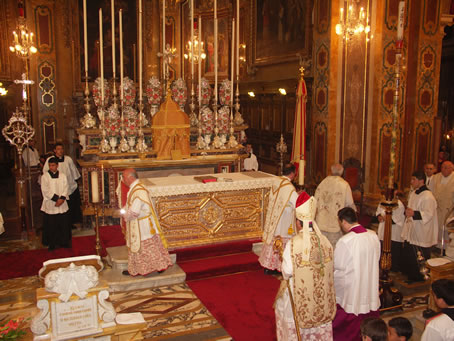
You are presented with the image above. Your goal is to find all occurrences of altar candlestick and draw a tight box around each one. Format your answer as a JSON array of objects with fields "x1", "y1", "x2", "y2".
[
  {"x1": 111, "y1": 0, "x2": 116, "y2": 78},
  {"x1": 236, "y1": 0, "x2": 239, "y2": 80},
  {"x1": 139, "y1": 0, "x2": 143, "y2": 100},
  {"x1": 91, "y1": 171, "x2": 100, "y2": 203},
  {"x1": 101, "y1": 164, "x2": 105, "y2": 201},
  {"x1": 214, "y1": 0, "x2": 218, "y2": 104},
  {"x1": 198, "y1": 16, "x2": 202, "y2": 106},
  {"x1": 299, "y1": 159, "x2": 305, "y2": 185},
  {"x1": 190, "y1": 0, "x2": 194, "y2": 81},
  {"x1": 162, "y1": 0, "x2": 165, "y2": 80},
  {"x1": 83, "y1": 0, "x2": 88, "y2": 75},
  {"x1": 119, "y1": 10, "x2": 124, "y2": 103},
  {"x1": 99, "y1": 9, "x2": 104, "y2": 103},
  {"x1": 397, "y1": 1, "x2": 405, "y2": 41},
  {"x1": 231, "y1": 19, "x2": 235, "y2": 107}
]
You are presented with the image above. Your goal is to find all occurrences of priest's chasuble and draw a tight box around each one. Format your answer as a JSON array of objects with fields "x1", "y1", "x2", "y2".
[
  {"x1": 124, "y1": 179, "x2": 172, "y2": 276},
  {"x1": 259, "y1": 176, "x2": 297, "y2": 270},
  {"x1": 275, "y1": 223, "x2": 336, "y2": 340},
  {"x1": 314, "y1": 176, "x2": 355, "y2": 233}
]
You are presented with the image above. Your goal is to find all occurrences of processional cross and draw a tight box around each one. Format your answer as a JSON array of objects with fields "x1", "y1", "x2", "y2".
[{"x1": 14, "y1": 73, "x2": 34, "y2": 105}]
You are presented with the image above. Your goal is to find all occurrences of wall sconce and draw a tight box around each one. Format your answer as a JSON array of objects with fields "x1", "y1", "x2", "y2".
[
  {"x1": 239, "y1": 44, "x2": 246, "y2": 63},
  {"x1": 278, "y1": 88, "x2": 286, "y2": 95},
  {"x1": 248, "y1": 91, "x2": 255, "y2": 97}
]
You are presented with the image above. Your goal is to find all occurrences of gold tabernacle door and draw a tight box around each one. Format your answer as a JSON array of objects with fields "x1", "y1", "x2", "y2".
[{"x1": 142, "y1": 171, "x2": 274, "y2": 250}]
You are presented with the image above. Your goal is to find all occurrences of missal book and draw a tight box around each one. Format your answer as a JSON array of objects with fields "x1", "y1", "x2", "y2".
[{"x1": 193, "y1": 176, "x2": 218, "y2": 183}]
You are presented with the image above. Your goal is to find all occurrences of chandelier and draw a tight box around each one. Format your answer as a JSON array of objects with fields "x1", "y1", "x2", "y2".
[
  {"x1": 335, "y1": 0, "x2": 371, "y2": 40},
  {"x1": 184, "y1": 24, "x2": 206, "y2": 63},
  {"x1": 9, "y1": 1, "x2": 37, "y2": 59}
]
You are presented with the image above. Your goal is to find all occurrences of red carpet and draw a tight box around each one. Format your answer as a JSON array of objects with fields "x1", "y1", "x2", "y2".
[
  {"x1": 178, "y1": 251, "x2": 262, "y2": 280},
  {"x1": 0, "y1": 225, "x2": 126, "y2": 280},
  {"x1": 187, "y1": 270, "x2": 280, "y2": 341}
]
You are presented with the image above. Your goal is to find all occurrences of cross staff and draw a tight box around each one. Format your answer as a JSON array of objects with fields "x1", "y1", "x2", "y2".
[{"x1": 14, "y1": 73, "x2": 34, "y2": 103}]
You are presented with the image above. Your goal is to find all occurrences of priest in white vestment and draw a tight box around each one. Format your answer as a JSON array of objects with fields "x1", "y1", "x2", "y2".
[
  {"x1": 43, "y1": 142, "x2": 82, "y2": 227},
  {"x1": 332, "y1": 207, "x2": 380, "y2": 341},
  {"x1": 402, "y1": 170, "x2": 438, "y2": 282},
  {"x1": 275, "y1": 192, "x2": 336, "y2": 340},
  {"x1": 40, "y1": 157, "x2": 71, "y2": 250},
  {"x1": 375, "y1": 186, "x2": 405, "y2": 273},
  {"x1": 314, "y1": 163, "x2": 356, "y2": 248},
  {"x1": 259, "y1": 164, "x2": 298, "y2": 273},
  {"x1": 121, "y1": 168, "x2": 172, "y2": 276},
  {"x1": 429, "y1": 161, "x2": 454, "y2": 247},
  {"x1": 421, "y1": 279, "x2": 454, "y2": 341}
]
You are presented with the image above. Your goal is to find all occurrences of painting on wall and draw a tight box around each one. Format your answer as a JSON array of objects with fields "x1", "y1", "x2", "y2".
[
  {"x1": 254, "y1": 0, "x2": 311, "y2": 64},
  {"x1": 78, "y1": 0, "x2": 137, "y2": 82},
  {"x1": 201, "y1": 15, "x2": 230, "y2": 79}
]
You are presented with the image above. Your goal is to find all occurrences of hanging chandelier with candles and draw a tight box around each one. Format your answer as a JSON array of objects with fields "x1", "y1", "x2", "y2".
[
  {"x1": 335, "y1": 0, "x2": 371, "y2": 40},
  {"x1": 9, "y1": 1, "x2": 37, "y2": 59},
  {"x1": 184, "y1": 20, "x2": 206, "y2": 63}
]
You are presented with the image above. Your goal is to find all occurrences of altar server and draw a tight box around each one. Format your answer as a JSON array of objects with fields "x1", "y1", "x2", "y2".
[
  {"x1": 121, "y1": 168, "x2": 172, "y2": 276},
  {"x1": 332, "y1": 207, "x2": 381, "y2": 341},
  {"x1": 22, "y1": 139, "x2": 40, "y2": 167},
  {"x1": 43, "y1": 142, "x2": 82, "y2": 228},
  {"x1": 275, "y1": 192, "x2": 336, "y2": 340},
  {"x1": 243, "y1": 144, "x2": 259, "y2": 171},
  {"x1": 40, "y1": 157, "x2": 71, "y2": 250},
  {"x1": 402, "y1": 170, "x2": 438, "y2": 283},
  {"x1": 421, "y1": 279, "x2": 454, "y2": 341},
  {"x1": 259, "y1": 164, "x2": 298, "y2": 274}
]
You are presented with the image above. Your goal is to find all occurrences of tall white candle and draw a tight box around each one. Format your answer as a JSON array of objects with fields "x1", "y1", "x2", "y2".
[
  {"x1": 119, "y1": 10, "x2": 124, "y2": 103},
  {"x1": 299, "y1": 160, "x2": 305, "y2": 185},
  {"x1": 91, "y1": 171, "x2": 100, "y2": 203},
  {"x1": 214, "y1": 0, "x2": 218, "y2": 104},
  {"x1": 198, "y1": 16, "x2": 202, "y2": 105},
  {"x1": 231, "y1": 19, "x2": 235, "y2": 107},
  {"x1": 83, "y1": 0, "x2": 88, "y2": 75},
  {"x1": 111, "y1": 0, "x2": 116, "y2": 78},
  {"x1": 101, "y1": 164, "x2": 105, "y2": 201},
  {"x1": 99, "y1": 9, "x2": 104, "y2": 104},
  {"x1": 397, "y1": 1, "x2": 405, "y2": 41},
  {"x1": 236, "y1": 0, "x2": 239, "y2": 79},
  {"x1": 190, "y1": 0, "x2": 194, "y2": 81},
  {"x1": 162, "y1": 0, "x2": 165, "y2": 80},
  {"x1": 139, "y1": 0, "x2": 143, "y2": 100}
]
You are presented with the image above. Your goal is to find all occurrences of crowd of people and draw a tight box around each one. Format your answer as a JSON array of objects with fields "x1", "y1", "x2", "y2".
[{"x1": 260, "y1": 161, "x2": 454, "y2": 340}]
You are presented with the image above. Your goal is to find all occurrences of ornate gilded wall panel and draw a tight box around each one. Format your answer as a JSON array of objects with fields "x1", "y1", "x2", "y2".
[
  {"x1": 385, "y1": 0, "x2": 409, "y2": 31},
  {"x1": 34, "y1": 5, "x2": 53, "y2": 54},
  {"x1": 414, "y1": 122, "x2": 431, "y2": 171},
  {"x1": 422, "y1": 0, "x2": 440, "y2": 35},
  {"x1": 316, "y1": 0, "x2": 331, "y2": 34},
  {"x1": 313, "y1": 122, "x2": 327, "y2": 182},
  {"x1": 417, "y1": 43, "x2": 437, "y2": 117},
  {"x1": 154, "y1": 188, "x2": 269, "y2": 249},
  {"x1": 38, "y1": 61, "x2": 55, "y2": 111},
  {"x1": 314, "y1": 42, "x2": 329, "y2": 115}
]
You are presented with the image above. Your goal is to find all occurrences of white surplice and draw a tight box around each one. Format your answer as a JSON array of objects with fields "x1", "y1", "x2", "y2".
[
  {"x1": 243, "y1": 153, "x2": 259, "y2": 171},
  {"x1": 421, "y1": 313, "x2": 454, "y2": 341},
  {"x1": 376, "y1": 199, "x2": 405, "y2": 242},
  {"x1": 334, "y1": 227, "x2": 381, "y2": 315},
  {"x1": 43, "y1": 156, "x2": 80, "y2": 195},
  {"x1": 314, "y1": 176, "x2": 356, "y2": 233},
  {"x1": 22, "y1": 146, "x2": 40, "y2": 167},
  {"x1": 404, "y1": 188, "x2": 438, "y2": 248},
  {"x1": 40, "y1": 171, "x2": 69, "y2": 214}
]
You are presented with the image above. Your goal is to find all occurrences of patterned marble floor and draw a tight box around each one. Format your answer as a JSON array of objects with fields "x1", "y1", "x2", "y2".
[{"x1": 0, "y1": 275, "x2": 231, "y2": 341}]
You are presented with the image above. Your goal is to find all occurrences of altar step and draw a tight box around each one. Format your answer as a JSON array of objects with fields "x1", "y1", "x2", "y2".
[{"x1": 179, "y1": 251, "x2": 263, "y2": 281}]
